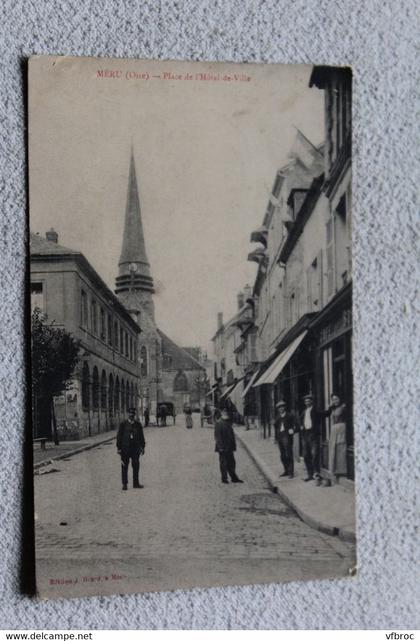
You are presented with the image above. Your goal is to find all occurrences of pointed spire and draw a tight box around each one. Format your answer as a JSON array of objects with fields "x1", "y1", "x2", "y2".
[{"x1": 115, "y1": 151, "x2": 155, "y2": 295}]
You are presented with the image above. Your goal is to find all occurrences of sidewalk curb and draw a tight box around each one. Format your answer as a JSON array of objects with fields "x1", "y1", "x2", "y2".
[
  {"x1": 34, "y1": 435, "x2": 116, "y2": 471},
  {"x1": 237, "y1": 431, "x2": 356, "y2": 543}
]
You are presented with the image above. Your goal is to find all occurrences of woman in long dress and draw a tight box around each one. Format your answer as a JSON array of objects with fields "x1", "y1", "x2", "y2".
[
  {"x1": 327, "y1": 394, "x2": 347, "y2": 477},
  {"x1": 184, "y1": 405, "x2": 193, "y2": 429}
]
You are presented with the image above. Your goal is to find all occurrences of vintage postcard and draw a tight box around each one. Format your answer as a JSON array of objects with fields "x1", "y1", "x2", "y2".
[{"x1": 29, "y1": 56, "x2": 355, "y2": 598}]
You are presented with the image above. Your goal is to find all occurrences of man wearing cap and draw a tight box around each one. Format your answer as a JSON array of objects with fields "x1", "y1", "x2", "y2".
[
  {"x1": 274, "y1": 400, "x2": 295, "y2": 479},
  {"x1": 117, "y1": 407, "x2": 146, "y2": 491},
  {"x1": 214, "y1": 408, "x2": 244, "y2": 484},
  {"x1": 300, "y1": 394, "x2": 321, "y2": 483}
]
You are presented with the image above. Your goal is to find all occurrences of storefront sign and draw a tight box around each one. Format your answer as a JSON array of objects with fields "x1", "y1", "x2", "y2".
[{"x1": 319, "y1": 307, "x2": 352, "y2": 346}]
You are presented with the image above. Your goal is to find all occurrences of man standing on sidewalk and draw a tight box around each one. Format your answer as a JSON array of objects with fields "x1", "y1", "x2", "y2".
[
  {"x1": 214, "y1": 408, "x2": 244, "y2": 484},
  {"x1": 274, "y1": 400, "x2": 295, "y2": 479},
  {"x1": 117, "y1": 407, "x2": 146, "y2": 491},
  {"x1": 300, "y1": 394, "x2": 321, "y2": 483}
]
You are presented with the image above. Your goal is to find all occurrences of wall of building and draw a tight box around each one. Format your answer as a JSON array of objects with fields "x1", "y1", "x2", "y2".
[{"x1": 31, "y1": 258, "x2": 140, "y2": 440}]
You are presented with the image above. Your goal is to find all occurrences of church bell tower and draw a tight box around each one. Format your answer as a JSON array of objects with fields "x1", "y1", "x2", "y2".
[{"x1": 115, "y1": 151, "x2": 155, "y2": 321}]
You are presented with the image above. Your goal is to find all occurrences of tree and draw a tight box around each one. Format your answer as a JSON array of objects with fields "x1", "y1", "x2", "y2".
[{"x1": 31, "y1": 309, "x2": 80, "y2": 444}]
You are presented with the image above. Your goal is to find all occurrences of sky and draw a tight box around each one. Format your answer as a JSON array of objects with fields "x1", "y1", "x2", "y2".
[{"x1": 29, "y1": 57, "x2": 323, "y2": 353}]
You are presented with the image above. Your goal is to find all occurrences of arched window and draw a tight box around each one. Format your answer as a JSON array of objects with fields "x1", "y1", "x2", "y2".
[
  {"x1": 115, "y1": 377, "x2": 120, "y2": 411},
  {"x1": 92, "y1": 366, "x2": 99, "y2": 409},
  {"x1": 121, "y1": 380, "x2": 125, "y2": 412},
  {"x1": 140, "y1": 345, "x2": 148, "y2": 377},
  {"x1": 101, "y1": 370, "x2": 107, "y2": 410},
  {"x1": 108, "y1": 374, "x2": 114, "y2": 417},
  {"x1": 174, "y1": 370, "x2": 189, "y2": 392},
  {"x1": 82, "y1": 362, "x2": 90, "y2": 409}
]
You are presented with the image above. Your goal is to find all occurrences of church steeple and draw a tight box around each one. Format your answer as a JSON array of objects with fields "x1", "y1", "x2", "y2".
[
  {"x1": 115, "y1": 151, "x2": 155, "y2": 292},
  {"x1": 115, "y1": 151, "x2": 155, "y2": 318}
]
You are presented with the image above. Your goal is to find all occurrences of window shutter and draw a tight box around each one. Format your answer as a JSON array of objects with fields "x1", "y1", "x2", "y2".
[{"x1": 326, "y1": 218, "x2": 334, "y2": 298}]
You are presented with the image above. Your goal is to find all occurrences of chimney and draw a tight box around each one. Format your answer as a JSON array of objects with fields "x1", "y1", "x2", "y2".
[
  {"x1": 46, "y1": 228, "x2": 58, "y2": 244},
  {"x1": 243, "y1": 284, "x2": 252, "y2": 301},
  {"x1": 237, "y1": 291, "x2": 245, "y2": 310},
  {"x1": 217, "y1": 312, "x2": 223, "y2": 329}
]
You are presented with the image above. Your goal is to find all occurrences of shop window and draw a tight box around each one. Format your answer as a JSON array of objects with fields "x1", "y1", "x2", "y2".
[
  {"x1": 31, "y1": 282, "x2": 44, "y2": 313},
  {"x1": 126, "y1": 383, "x2": 130, "y2": 410}
]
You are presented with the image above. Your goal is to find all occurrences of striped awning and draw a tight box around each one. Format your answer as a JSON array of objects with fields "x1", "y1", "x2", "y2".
[
  {"x1": 241, "y1": 369, "x2": 262, "y2": 398},
  {"x1": 219, "y1": 382, "x2": 236, "y2": 401},
  {"x1": 253, "y1": 331, "x2": 307, "y2": 387},
  {"x1": 225, "y1": 377, "x2": 244, "y2": 400}
]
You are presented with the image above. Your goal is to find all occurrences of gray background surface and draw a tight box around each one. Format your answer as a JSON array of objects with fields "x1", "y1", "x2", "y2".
[{"x1": 0, "y1": 0, "x2": 418, "y2": 630}]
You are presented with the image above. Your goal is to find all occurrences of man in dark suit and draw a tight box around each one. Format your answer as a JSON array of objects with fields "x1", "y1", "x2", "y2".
[
  {"x1": 117, "y1": 407, "x2": 146, "y2": 491},
  {"x1": 159, "y1": 403, "x2": 167, "y2": 426},
  {"x1": 274, "y1": 400, "x2": 295, "y2": 479},
  {"x1": 214, "y1": 408, "x2": 243, "y2": 484},
  {"x1": 300, "y1": 394, "x2": 323, "y2": 483}
]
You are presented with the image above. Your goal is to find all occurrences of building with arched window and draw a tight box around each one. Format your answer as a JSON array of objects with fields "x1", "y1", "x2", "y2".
[{"x1": 30, "y1": 230, "x2": 141, "y2": 440}]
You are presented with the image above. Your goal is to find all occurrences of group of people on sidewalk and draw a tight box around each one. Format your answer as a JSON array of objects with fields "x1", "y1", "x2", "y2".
[{"x1": 275, "y1": 393, "x2": 347, "y2": 485}]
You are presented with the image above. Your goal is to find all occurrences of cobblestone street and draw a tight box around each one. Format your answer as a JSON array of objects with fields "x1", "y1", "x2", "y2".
[{"x1": 35, "y1": 414, "x2": 355, "y2": 597}]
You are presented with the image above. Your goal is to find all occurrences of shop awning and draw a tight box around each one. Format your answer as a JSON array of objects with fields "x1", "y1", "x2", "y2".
[
  {"x1": 219, "y1": 382, "x2": 236, "y2": 401},
  {"x1": 225, "y1": 377, "x2": 244, "y2": 400},
  {"x1": 241, "y1": 368, "x2": 262, "y2": 397},
  {"x1": 253, "y1": 331, "x2": 308, "y2": 387}
]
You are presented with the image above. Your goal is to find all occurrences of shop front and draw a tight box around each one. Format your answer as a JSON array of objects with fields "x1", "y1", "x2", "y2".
[{"x1": 311, "y1": 283, "x2": 354, "y2": 482}]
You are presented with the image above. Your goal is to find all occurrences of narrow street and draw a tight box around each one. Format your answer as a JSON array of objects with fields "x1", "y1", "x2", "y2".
[{"x1": 35, "y1": 414, "x2": 355, "y2": 598}]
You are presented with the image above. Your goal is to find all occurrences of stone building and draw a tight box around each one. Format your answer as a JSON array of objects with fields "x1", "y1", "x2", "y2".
[
  {"x1": 210, "y1": 285, "x2": 253, "y2": 420},
  {"x1": 159, "y1": 331, "x2": 208, "y2": 413},
  {"x1": 212, "y1": 65, "x2": 353, "y2": 482},
  {"x1": 30, "y1": 230, "x2": 141, "y2": 440}
]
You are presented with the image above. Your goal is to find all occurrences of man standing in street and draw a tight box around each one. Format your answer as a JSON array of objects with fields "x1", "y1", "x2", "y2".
[
  {"x1": 300, "y1": 394, "x2": 321, "y2": 483},
  {"x1": 214, "y1": 408, "x2": 243, "y2": 484},
  {"x1": 274, "y1": 400, "x2": 295, "y2": 479},
  {"x1": 117, "y1": 407, "x2": 146, "y2": 491}
]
